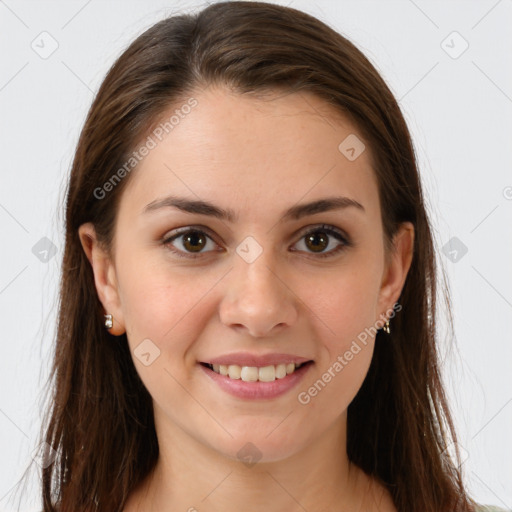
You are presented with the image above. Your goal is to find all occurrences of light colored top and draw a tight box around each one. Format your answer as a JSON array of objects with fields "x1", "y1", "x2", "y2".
[{"x1": 476, "y1": 506, "x2": 511, "y2": 512}]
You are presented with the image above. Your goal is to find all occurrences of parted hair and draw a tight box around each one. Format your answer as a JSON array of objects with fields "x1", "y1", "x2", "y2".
[{"x1": 21, "y1": 2, "x2": 479, "y2": 511}]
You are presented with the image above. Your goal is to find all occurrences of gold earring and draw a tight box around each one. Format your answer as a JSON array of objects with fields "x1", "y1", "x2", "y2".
[
  {"x1": 383, "y1": 319, "x2": 391, "y2": 334},
  {"x1": 104, "y1": 314, "x2": 113, "y2": 330}
]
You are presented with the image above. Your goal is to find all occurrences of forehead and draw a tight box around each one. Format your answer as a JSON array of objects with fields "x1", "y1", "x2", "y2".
[{"x1": 118, "y1": 86, "x2": 380, "y2": 222}]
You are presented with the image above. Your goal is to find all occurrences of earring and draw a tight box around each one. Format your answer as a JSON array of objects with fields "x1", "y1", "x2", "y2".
[
  {"x1": 383, "y1": 319, "x2": 391, "y2": 334},
  {"x1": 104, "y1": 314, "x2": 113, "y2": 330}
]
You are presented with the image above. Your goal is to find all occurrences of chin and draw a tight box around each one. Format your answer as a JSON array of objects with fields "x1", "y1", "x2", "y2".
[{"x1": 205, "y1": 431, "x2": 305, "y2": 466}]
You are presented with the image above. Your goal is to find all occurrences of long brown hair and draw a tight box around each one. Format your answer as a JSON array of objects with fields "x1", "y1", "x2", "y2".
[{"x1": 26, "y1": 1, "x2": 479, "y2": 510}]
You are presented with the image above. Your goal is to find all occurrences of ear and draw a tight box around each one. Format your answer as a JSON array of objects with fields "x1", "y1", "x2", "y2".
[
  {"x1": 377, "y1": 222, "x2": 414, "y2": 323},
  {"x1": 78, "y1": 222, "x2": 126, "y2": 335}
]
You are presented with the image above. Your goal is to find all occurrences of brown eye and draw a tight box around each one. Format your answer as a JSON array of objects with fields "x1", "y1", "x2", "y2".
[
  {"x1": 304, "y1": 231, "x2": 329, "y2": 253},
  {"x1": 182, "y1": 231, "x2": 207, "y2": 252},
  {"x1": 163, "y1": 228, "x2": 220, "y2": 259},
  {"x1": 291, "y1": 224, "x2": 351, "y2": 258}
]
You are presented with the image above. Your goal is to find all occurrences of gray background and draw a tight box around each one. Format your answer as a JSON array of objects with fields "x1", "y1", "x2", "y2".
[{"x1": 0, "y1": 0, "x2": 511, "y2": 510}]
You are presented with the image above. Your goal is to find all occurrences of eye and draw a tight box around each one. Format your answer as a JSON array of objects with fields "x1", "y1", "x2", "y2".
[
  {"x1": 291, "y1": 224, "x2": 351, "y2": 258},
  {"x1": 162, "y1": 227, "x2": 221, "y2": 259},
  {"x1": 162, "y1": 224, "x2": 352, "y2": 260}
]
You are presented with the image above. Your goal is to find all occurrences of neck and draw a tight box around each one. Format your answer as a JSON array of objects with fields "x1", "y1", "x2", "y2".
[{"x1": 125, "y1": 408, "x2": 385, "y2": 512}]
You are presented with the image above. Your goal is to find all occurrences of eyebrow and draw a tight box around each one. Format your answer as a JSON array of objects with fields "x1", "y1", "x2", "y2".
[{"x1": 142, "y1": 195, "x2": 365, "y2": 222}]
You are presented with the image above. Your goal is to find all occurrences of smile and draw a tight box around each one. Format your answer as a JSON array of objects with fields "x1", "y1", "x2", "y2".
[
  {"x1": 198, "y1": 361, "x2": 314, "y2": 400},
  {"x1": 201, "y1": 362, "x2": 309, "y2": 382}
]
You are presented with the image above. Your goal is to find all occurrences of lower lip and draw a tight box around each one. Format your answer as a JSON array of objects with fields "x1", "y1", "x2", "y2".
[{"x1": 198, "y1": 362, "x2": 314, "y2": 400}]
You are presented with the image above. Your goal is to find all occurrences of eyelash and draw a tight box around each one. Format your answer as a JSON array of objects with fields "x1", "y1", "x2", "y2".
[{"x1": 161, "y1": 224, "x2": 352, "y2": 260}]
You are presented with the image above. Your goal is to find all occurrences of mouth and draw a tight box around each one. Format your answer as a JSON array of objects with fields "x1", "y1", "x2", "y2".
[
  {"x1": 198, "y1": 359, "x2": 314, "y2": 400},
  {"x1": 199, "y1": 360, "x2": 314, "y2": 383}
]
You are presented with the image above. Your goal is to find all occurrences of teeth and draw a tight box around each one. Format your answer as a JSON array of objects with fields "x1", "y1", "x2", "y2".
[
  {"x1": 228, "y1": 365, "x2": 241, "y2": 380},
  {"x1": 210, "y1": 362, "x2": 302, "y2": 382}
]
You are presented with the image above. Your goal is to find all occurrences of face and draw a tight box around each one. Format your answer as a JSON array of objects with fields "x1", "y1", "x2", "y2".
[{"x1": 80, "y1": 85, "x2": 413, "y2": 464}]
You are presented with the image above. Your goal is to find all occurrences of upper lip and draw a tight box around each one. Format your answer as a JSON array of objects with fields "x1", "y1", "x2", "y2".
[{"x1": 201, "y1": 352, "x2": 313, "y2": 367}]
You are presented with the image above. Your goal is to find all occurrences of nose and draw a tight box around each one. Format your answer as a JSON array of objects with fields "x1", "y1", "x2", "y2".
[{"x1": 218, "y1": 250, "x2": 299, "y2": 338}]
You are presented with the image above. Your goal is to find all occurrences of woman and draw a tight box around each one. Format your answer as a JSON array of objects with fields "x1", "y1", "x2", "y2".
[{"x1": 31, "y1": 1, "x2": 509, "y2": 511}]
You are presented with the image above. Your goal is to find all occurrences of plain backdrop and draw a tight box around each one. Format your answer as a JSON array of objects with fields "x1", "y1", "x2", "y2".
[{"x1": 0, "y1": 1, "x2": 511, "y2": 510}]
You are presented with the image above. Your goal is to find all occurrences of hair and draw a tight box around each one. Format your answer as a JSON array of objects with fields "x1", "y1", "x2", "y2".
[{"x1": 23, "y1": 1, "x2": 480, "y2": 511}]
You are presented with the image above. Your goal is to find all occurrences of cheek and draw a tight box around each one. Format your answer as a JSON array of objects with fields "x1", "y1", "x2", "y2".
[
  {"x1": 116, "y1": 264, "x2": 212, "y2": 411},
  {"x1": 297, "y1": 281, "x2": 378, "y2": 418},
  {"x1": 297, "y1": 261, "x2": 380, "y2": 409},
  {"x1": 116, "y1": 250, "x2": 215, "y2": 362},
  {"x1": 310, "y1": 265, "x2": 381, "y2": 350}
]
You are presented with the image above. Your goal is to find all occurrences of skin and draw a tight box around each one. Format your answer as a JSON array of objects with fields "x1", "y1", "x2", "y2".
[{"x1": 79, "y1": 85, "x2": 413, "y2": 512}]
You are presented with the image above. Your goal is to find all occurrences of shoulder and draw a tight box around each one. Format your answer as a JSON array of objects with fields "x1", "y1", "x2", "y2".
[{"x1": 475, "y1": 505, "x2": 511, "y2": 512}]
